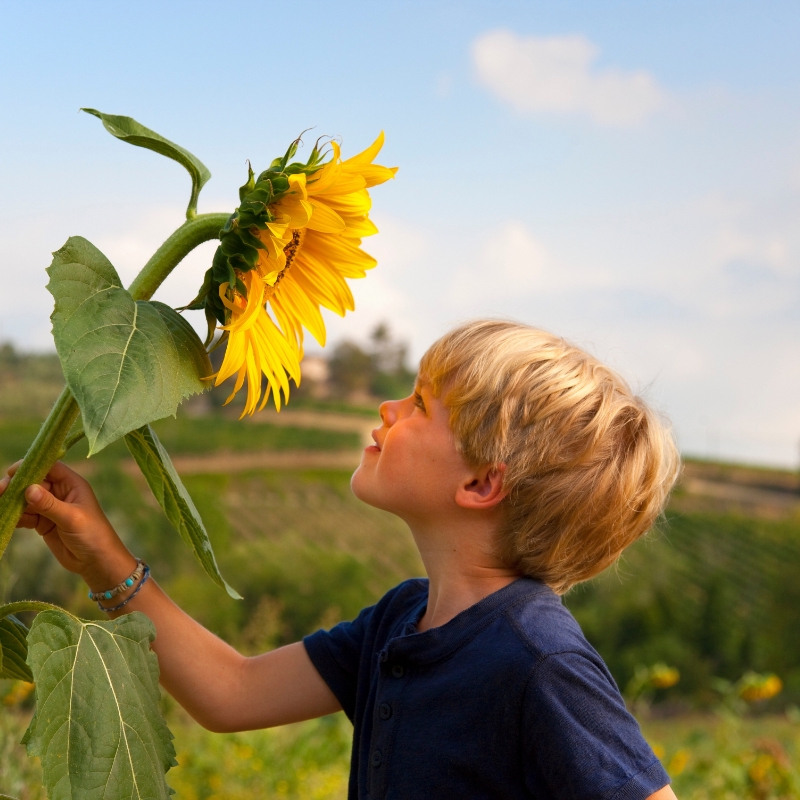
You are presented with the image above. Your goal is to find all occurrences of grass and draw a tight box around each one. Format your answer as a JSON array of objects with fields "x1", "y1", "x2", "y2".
[
  {"x1": 4, "y1": 702, "x2": 800, "y2": 800},
  {"x1": 0, "y1": 705, "x2": 352, "y2": 800},
  {"x1": 0, "y1": 414, "x2": 360, "y2": 469},
  {"x1": 642, "y1": 712, "x2": 800, "y2": 799}
]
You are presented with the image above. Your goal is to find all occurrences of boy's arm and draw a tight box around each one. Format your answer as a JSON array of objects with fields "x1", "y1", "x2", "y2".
[
  {"x1": 0, "y1": 460, "x2": 341, "y2": 733},
  {"x1": 648, "y1": 788, "x2": 678, "y2": 799}
]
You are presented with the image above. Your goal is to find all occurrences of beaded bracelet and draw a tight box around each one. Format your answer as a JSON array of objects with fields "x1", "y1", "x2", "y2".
[
  {"x1": 97, "y1": 566, "x2": 151, "y2": 613},
  {"x1": 88, "y1": 559, "x2": 147, "y2": 602}
]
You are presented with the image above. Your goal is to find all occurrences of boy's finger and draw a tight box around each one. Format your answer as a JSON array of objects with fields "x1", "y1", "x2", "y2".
[
  {"x1": 17, "y1": 511, "x2": 40, "y2": 529},
  {"x1": 24, "y1": 484, "x2": 76, "y2": 527},
  {"x1": 6, "y1": 460, "x2": 22, "y2": 477},
  {"x1": 0, "y1": 476, "x2": 9, "y2": 495},
  {"x1": 46, "y1": 461, "x2": 82, "y2": 483}
]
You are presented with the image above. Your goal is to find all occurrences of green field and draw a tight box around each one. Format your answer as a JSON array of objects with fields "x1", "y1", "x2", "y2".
[
  {"x1": 3, "y1": 706, "x2": 799, "y2": 799},
  {"x1": 1, "y1": 352, "x2": 800, "y2": 798}
]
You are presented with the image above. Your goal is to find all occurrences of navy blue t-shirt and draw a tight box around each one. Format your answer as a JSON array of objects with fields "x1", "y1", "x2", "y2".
[{"x1": 304, "y1": 577, "x2": 669, "y2": 799}]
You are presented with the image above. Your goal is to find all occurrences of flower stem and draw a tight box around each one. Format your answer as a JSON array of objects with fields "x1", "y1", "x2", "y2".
[
  {"x1": 0, "y1": 387, "x2": 80, "y2": 561},
  {"x1": 0, "y1": 211, "x2": 229, "y2": 562},
  {"x1": 127, "y1": 213, "x2": 229, "y2": 301}
]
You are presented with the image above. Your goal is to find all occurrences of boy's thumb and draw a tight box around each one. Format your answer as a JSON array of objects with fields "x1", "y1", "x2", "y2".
[{"x1": 25, "y1": 484, "x2": 73, "y2": 524}]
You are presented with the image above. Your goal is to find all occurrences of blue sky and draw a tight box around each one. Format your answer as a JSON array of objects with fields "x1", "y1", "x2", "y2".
[{"x1": 1, "y1": 1, "x2": 798, "y2": 466}]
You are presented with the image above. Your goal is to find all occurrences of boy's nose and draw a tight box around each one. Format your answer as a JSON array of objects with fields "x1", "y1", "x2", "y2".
[{"x1": 379, "y1": 398, "x2": 400, "y2": 426}]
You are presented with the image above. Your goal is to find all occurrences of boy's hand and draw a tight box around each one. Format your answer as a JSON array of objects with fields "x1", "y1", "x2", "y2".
[{"x1": 0, "y1": 460, "x2": 136, "y2": 593}]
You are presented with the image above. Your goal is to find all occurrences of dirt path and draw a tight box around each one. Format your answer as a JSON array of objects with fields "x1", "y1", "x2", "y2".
[{"x1": 143, "y1": 449, "x2": 364, "y2": 475}]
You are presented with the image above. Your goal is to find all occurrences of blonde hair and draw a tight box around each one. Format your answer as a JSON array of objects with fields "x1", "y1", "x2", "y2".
[{"x1": 419, "y1": 320, "x2": 681, "y2": 594}]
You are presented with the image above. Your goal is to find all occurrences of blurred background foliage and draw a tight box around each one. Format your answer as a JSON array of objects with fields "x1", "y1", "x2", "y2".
[{"x1": 2, "y1": 324, "x2": 800, "y2": 798}]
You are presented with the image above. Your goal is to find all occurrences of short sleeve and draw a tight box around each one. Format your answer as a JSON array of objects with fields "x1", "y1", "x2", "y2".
[
  {"x1": 303, "y1": 604, "x2": 375, "y2": 720},
  {"x1": 523, "y1": 651, "x2": 670, "y2": 800}
]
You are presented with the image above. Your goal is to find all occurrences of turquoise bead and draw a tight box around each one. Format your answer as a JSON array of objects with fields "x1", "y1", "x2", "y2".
[
  {"x1": 87, "y1": 591, "x2": 92, "y2": 599},
  {"x1": 104, "y1": 591, "x2": 112, "y2": 600},
  {"x1": 125, "y1": 578, "x2": 134, "y2": 587}
]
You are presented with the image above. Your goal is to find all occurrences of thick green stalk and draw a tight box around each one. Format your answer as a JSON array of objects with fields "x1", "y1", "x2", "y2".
[
  {"x1": 0, "y1": 212, "x2": 228, "y2": 562},
  {"x1": 0, "y1": 388, "x2": 79, "y2": 559},
  {"x1": 127, "y1": 213, "x2": 229, "y2": 301}
]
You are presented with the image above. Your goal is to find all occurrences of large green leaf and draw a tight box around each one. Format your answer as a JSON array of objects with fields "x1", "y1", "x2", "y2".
[
  {"x1": 125, "y1": 425, "x2": 242, "y2": 600},
  {"x1": 81, "y1": 108, "x2": 211, "y2": 218},
  {"x1": 47, "y1": 236, "x2": 212, "y2": 455},
  {"x1": 23, "y1": 610, "x2": 176, "y2": 799},
  {"x1": 0, "y1": 615, "x2": 33, "y2": 682}
]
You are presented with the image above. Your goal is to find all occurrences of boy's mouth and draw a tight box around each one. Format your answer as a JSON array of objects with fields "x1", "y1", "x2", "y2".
[{"x1": 368, "y1": 431, "x2": 382, "y2": 452}]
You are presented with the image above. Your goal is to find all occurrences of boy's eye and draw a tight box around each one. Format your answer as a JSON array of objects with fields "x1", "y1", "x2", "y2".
[{"x1": 413, "y1": 392, "x2": 426, "y2": 412}]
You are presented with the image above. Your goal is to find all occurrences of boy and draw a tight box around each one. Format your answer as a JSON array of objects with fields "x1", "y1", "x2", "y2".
[{"x1": 3, "y1": 320, "x2": 680, "y2": 799}]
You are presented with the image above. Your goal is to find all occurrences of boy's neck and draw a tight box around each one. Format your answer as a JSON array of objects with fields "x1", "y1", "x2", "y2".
[{"x1": 410, "y1": 516, "x2": 520, "y2": 633}]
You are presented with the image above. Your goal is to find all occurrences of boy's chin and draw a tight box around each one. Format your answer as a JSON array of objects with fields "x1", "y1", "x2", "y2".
[{"x1": 350, "y1": 467, "x2": 395, "y2": 513}]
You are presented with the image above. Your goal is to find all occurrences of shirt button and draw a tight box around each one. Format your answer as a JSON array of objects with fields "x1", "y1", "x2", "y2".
[
  {"x1": 371, "y1": 749, "x2": 383, "y2": 767},
  {"x1": 391, "y1": 664, "x2": 406, "y2": 678},
  {"x1": 379, "y1": 702, "x2": 392, "y2": 720}
]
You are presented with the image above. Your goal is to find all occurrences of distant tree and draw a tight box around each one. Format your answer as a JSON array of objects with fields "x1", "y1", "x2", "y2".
[
  {"x1": 328, "y1": 323, "x2": 415, "y2": 401},
  {"x1": 328, "y1": 340, "x2": 374, "y2": 398}
]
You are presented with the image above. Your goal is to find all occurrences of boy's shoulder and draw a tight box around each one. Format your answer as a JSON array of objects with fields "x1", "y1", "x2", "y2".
[{"x1": 500, "y1": 580, "x2": 599, "y2": 661}]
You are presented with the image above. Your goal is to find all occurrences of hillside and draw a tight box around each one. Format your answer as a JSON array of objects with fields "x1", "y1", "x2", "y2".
[{"x1": 1, "y1": 352, "x2": 799, "y2": 707}]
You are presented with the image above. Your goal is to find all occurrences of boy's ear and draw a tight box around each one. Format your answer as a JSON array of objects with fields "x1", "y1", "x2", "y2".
[{"x1": 455, "y1": 464, "x2": 509, "y2": 511}]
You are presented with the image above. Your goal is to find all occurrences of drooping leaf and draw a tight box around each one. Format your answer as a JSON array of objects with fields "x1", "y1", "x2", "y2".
[
  {"x1": 0, "y1": 615, "x2": 33, "y2": 682},
  {"x1": 0, "y1": 601, "x2": 57, "y2": 682},
  {"x1": 125, "y1": 425, "x2": 242, "y2": 600},
  {"x1": 23, "y1": 610, "x2": 176, "y2": 799},
  {"x1": 47, "y1": 236, "x2": 212, "y2": 455},
  {"x1": 81, "y1": 108, "x2": 211, "y2": 218},
  {"x1": 0, "y1": 794, "x2": 20, "y2": 800}
]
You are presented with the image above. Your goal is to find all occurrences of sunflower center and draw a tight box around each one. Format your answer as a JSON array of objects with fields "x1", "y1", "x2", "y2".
[{"x1": 274, "y1": 229, "x2": 304, "y2": 286}]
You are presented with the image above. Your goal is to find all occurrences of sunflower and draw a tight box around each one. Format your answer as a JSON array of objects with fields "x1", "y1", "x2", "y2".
[{"x1": 185, "y1": 133, "x2": 396, "y2": 415}]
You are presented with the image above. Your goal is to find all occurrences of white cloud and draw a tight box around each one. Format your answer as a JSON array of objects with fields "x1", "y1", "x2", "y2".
[
  {"x1": 472, "y1": 30, "x2": 666, "y2": 126},
  {"x1": 450, "y1": 221, "x2": 550, "y2": 305}
]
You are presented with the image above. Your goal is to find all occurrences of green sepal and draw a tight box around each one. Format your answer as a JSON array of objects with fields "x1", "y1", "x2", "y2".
[
  {"x1": 185, "y1": 133, "x2": 332, "y2": 328},
  {"x1": 82, "y1": 108, "x2": 211, "y2": 219},
  {"x1": 239, "y1": 161, "x2": 256, "y2": 202},
  {"x1": 125, "y1": 425, "x2": 242, "y2": 600}
]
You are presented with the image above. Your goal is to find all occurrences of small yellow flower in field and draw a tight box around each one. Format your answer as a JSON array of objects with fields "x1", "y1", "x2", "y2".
[
  {"x1": 3, "y1": 680, "x2": 34, "y2": 706},
  {"x1": 749, "y1": 752, "x2": 774, "y2": 783},
  {"x1": 234, "y1": 743, "x2": 254, "y2": 760},
  {"x1": 186, "y1": 132, "x2": 397, "y2": 416},
  {"x1": 276, "y1": 779, "x2": 290, "y2": 795},
  {"x1": 667, "y1": 749, "x2": 689, "y2": 776},
  {"x1": 649, "y1": 665, "x2": 680, "y2": 689},
  {"x1": 738, "y1": 672, "x2": 783, "y2": 702}
]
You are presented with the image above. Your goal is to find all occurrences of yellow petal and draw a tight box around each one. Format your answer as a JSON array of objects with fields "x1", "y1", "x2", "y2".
[
  {"x1": 310, "y1": 172, "x2": 366, "y2": 197},
  {"x1": 341, "y1": 216, "x2": 378, "y2": 238},
  {"x1": 343, "y1": 132, "x2": 385, "y2": 166},
  {"x1": 318, "y1": 189, "x2": 372, "y2": 216},
  {"x1": 344, "y1": 164, "x2": 398, "y2": 188},
  {"x1": 307, "y1": 199, "x2": 346, "y2": 233}
]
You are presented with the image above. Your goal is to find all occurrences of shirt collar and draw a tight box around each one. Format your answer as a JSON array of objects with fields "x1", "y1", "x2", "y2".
[{"x1": 381, "y1": 577, "x2": 552, "y2": 666}]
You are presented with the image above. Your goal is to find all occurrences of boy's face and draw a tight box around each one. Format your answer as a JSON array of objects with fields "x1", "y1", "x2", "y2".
[{"x1": 351, "y1": 377, "x2": 474, "y2": 522}]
